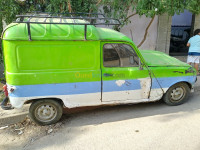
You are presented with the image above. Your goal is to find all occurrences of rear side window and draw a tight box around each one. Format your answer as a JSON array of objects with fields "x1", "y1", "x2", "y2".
[{"x1": 103, "y1": 44, "x2": 139, "y2": 67}]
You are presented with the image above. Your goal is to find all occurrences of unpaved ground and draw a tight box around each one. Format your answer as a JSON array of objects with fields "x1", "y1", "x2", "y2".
[
  {"x1": 0, "y1": 117, "x2": 65, "y2": 150},
  {"x1": 0, "y1": 90, "x2": 200, "y2": 150}
]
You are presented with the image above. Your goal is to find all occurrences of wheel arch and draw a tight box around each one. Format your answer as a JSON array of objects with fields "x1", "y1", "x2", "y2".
[
  {"x1": 163, "y1": 81, "x2": 192, "y2": 93},
  {"x1": 161, "y1": 81, "x2": 192, "y2": 100},
  {"x1": 184, "y1": 81, "x2": 192, "y2": 90},
  {"x1": 167, "y1": 81, "x2": 192, "y2": 91},
  {"x1": 24, "y1": 97, "x2": 64, "y2": 107}
]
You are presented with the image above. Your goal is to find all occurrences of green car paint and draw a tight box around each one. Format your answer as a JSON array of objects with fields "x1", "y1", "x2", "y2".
[
  {"x1": 140, "y1": 50, "x2": 190, "y2": 67},
  {"x1": 140, "y1": 50, "x2": 196, "y2": 78},
  {"x1": 3, "y1": 40, "x2": 101, "y2": 85},
  {"x1": 2, "y1": 23, "x2": 141, "y2": 86}
]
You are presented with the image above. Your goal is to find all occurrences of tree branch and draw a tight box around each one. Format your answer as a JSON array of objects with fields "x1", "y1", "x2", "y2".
[
  {"x1": 67, "y1": 0, "x2": 72, "y2": 13},
  {"x1": 89, "y1": 0, "x2": 102, "y2": 14},
  {"x1": 137, "y1": 15, "x2": 155, "y2": 48},
  {"x1": 114, "y1": 12, "x2": 137, "y2": 31},
  {"x1": 124, "y1": 12, "x2": 137, "y2": 23},
  {"x1": 96, "y1": 0, "x2": 102, "y2": 6}
]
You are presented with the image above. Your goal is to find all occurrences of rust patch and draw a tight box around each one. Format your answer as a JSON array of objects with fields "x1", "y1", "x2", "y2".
[
  {"x1": 125, "y1": 81, "x2": 131, "y2": 86},
  {"x1": 115, "y1": 80, "x2": 125, "y2": 87},
  {"x1": 185, "y1": 67, "x2": 195, "y2": 74},
  {"x1": 173, "y1": 71, "x2": 183, "y2": 74}
]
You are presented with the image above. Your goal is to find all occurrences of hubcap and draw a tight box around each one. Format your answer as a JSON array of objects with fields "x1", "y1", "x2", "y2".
[
  {"x1": 170, "y1": 87, "x2": 184, "y2": 101},
  {"x1": 35, "y1": 104, "x2": 57, "y2": 122}
]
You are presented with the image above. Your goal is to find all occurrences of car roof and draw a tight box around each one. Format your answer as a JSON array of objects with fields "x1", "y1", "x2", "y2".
[{"x1": 2, "y1": 19, "x2": 132, "y2": 43}]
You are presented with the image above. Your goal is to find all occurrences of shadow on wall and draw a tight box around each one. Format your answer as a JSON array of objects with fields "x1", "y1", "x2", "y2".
[{"x1": 0, "y1": 63, "x2": 4, "y2": 78}]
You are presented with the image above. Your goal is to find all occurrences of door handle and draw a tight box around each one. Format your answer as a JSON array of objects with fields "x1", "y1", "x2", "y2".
[{"x1": 104, "y1": 73, "x2": 113, "y2": 77}]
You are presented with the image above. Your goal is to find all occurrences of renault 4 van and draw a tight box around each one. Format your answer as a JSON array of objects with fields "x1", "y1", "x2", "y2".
[{"x1": 1, "y1": 13, "x2": 197, "y2": 125}]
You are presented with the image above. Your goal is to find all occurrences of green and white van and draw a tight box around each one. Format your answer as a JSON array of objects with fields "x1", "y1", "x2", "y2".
[{"x1": 1, "y1": 13, "x2": 197, "y2": 125}]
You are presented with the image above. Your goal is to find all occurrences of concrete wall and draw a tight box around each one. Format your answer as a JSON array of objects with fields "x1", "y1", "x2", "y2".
[
  {"x1": 120, "y1": 14, "x2": 158, "y2": 50},
  {"x1": 194, "y1": 14, "x2": 200, "y2": 30},
  {"x1": 156, "y1": 14, "x2": 172, "y2": 54}
]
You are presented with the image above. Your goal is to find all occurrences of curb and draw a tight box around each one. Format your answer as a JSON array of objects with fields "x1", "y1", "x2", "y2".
[
  {"x1": 0, "y1": 104, "x2": 29, "y2": 127},
  {"x1": 0, "y1": 111, "x2": 28, "y2": 127}
]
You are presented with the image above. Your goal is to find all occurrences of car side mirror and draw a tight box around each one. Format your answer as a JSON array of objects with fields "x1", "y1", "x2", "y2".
[
  {"x1": 129, "y1": 56, "x2": 134, "y2": 65},
  {"x1": 139, "y1": 58, "x2": 143, "y2": 70}
]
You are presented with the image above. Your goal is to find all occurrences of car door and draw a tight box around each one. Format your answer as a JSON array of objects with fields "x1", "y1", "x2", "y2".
[{"x1": 101, "y1": 42, "x2": 152, "y2": 102}]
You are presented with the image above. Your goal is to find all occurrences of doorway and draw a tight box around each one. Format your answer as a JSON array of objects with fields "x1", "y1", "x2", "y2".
[{"x1": 169, "y1": 10, "x2": 194, "y2": 56}]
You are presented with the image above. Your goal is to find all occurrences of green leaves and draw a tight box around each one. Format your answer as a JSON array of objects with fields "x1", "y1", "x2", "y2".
[
  {"x1": 186, "y1": 0, "x2": 200, "y2": 14},
  {"x1": 0, "y1": 0, "x2": 199, "y2": 30},
  {"x1": 100, "y1": 0, "x2": 200, "y2": 30},
  {"x1": 135, "y1": 0, "x2": 200, "y2": 16}
]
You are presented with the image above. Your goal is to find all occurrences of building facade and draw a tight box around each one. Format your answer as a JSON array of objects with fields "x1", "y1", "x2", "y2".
[{"x1": 120, "y1": 11, "x2": 200, "y2": 56}]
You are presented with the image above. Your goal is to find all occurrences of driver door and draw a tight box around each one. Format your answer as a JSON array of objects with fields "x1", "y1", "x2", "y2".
[{"x1": 101, "y1": 42, "x2": 152, "y2": 102}]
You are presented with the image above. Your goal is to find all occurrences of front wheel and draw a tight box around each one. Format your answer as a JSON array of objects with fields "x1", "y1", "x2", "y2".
[
  {"x1": 163, "y1": 82, "x2": 190, "y2": 106},
  {"x1": 29, "y1": 99, "x2": 63, "y2": 125}
]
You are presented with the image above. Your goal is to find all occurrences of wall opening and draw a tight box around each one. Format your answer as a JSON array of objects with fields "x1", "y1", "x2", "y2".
[{"x1": 169, "y1": 10, "x2": 194, "y2": 56}]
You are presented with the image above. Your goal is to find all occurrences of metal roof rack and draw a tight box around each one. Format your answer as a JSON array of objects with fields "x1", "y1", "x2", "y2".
[{"x1": 14, "y1": 12, "x2": 121, "y2": 41}]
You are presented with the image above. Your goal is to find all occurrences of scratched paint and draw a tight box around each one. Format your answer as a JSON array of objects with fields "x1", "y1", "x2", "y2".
[
  {"x1": 115, "y1": 80, "x2": 125, "y2": 87},
  {"x1": 149, "y1": 89, "x2": 164, "y2": 101},
  {"x1": 138, "y1": 77, "x2": 151, "y2": 99}
]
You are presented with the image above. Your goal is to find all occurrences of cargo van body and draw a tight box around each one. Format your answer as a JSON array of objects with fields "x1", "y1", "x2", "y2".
[{"x1": 2, "y1": 18, "x2": 197, "y2": 125}]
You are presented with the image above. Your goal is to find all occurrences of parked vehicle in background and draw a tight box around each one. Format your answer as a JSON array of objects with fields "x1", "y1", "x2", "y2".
[
  {"x1": 1, "y1": 13, "x2": 197, "y2": 125},
  {"x1": 170, "y1": 26, "x2": 191, "y2": 55}
]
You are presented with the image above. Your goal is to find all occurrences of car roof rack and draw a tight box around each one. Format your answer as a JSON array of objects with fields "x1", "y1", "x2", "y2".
[{"x1": 14, "y1": 12, "x2": 121, "y2": 41}]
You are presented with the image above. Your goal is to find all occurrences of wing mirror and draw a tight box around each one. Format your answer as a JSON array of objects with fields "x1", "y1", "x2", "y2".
[{"x1": 139, "y1": 58, "x2": 143, "y2": 70}]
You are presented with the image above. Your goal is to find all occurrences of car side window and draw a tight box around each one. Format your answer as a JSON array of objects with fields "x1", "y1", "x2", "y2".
[{"x1": 103, "y1": 43, "x2": 139, "y2": 67}]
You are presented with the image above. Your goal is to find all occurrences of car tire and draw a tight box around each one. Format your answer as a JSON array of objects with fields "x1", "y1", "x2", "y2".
[
  {"x1": 29, "y1": 99, "x2": 63, "y2": 125},
  {"x1": 163, "y1": 82, "x2": 190, "y2": 106}
]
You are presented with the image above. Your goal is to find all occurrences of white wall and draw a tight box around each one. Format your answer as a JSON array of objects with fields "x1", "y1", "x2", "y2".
[{"x1": 120, "y1": 14, "x2": 158, "y2": 50}]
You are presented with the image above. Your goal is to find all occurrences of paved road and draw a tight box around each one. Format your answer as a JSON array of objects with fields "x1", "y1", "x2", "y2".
[{"x1": 24, "y1": 91, "x2": 200, "y2": 150}]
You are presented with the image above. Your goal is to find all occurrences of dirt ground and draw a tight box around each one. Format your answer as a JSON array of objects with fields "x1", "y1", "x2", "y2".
[
  {"x1": 0, "y1": 82, "x2": 64, "y2": 150},
  {"x1": 0, "y1": 116, "x2": 65, "y2": 150}
]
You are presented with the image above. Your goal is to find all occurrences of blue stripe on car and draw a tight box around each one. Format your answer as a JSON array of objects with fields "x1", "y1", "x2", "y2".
[{"x1": 9, "y1": 76, "x2": 196, "y2": 97}]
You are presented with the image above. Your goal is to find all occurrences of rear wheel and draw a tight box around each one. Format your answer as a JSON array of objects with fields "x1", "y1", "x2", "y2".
[
  {"x1": 163, "y1": 82, "x2": 190, "y2": 106},
  {"x1": 29, "y1": 99, "x2": 63, "y2": 125}
]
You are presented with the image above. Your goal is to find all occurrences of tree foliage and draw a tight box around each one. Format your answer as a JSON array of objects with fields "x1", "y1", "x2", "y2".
[
  {"x1": 0, "y1": 0, "x2": 200, "y2": 61},
  {"x1": 101, "y1": 0, "x2": 200, "y2": 28},
  {"x1": 1, "y1": 0, "x2": 200, "y2": 32}
]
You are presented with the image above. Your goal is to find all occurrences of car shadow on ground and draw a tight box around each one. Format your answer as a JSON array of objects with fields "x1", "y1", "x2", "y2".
[{"x1": 61, "y1": 93, "x2": 200, "y2": 127}]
